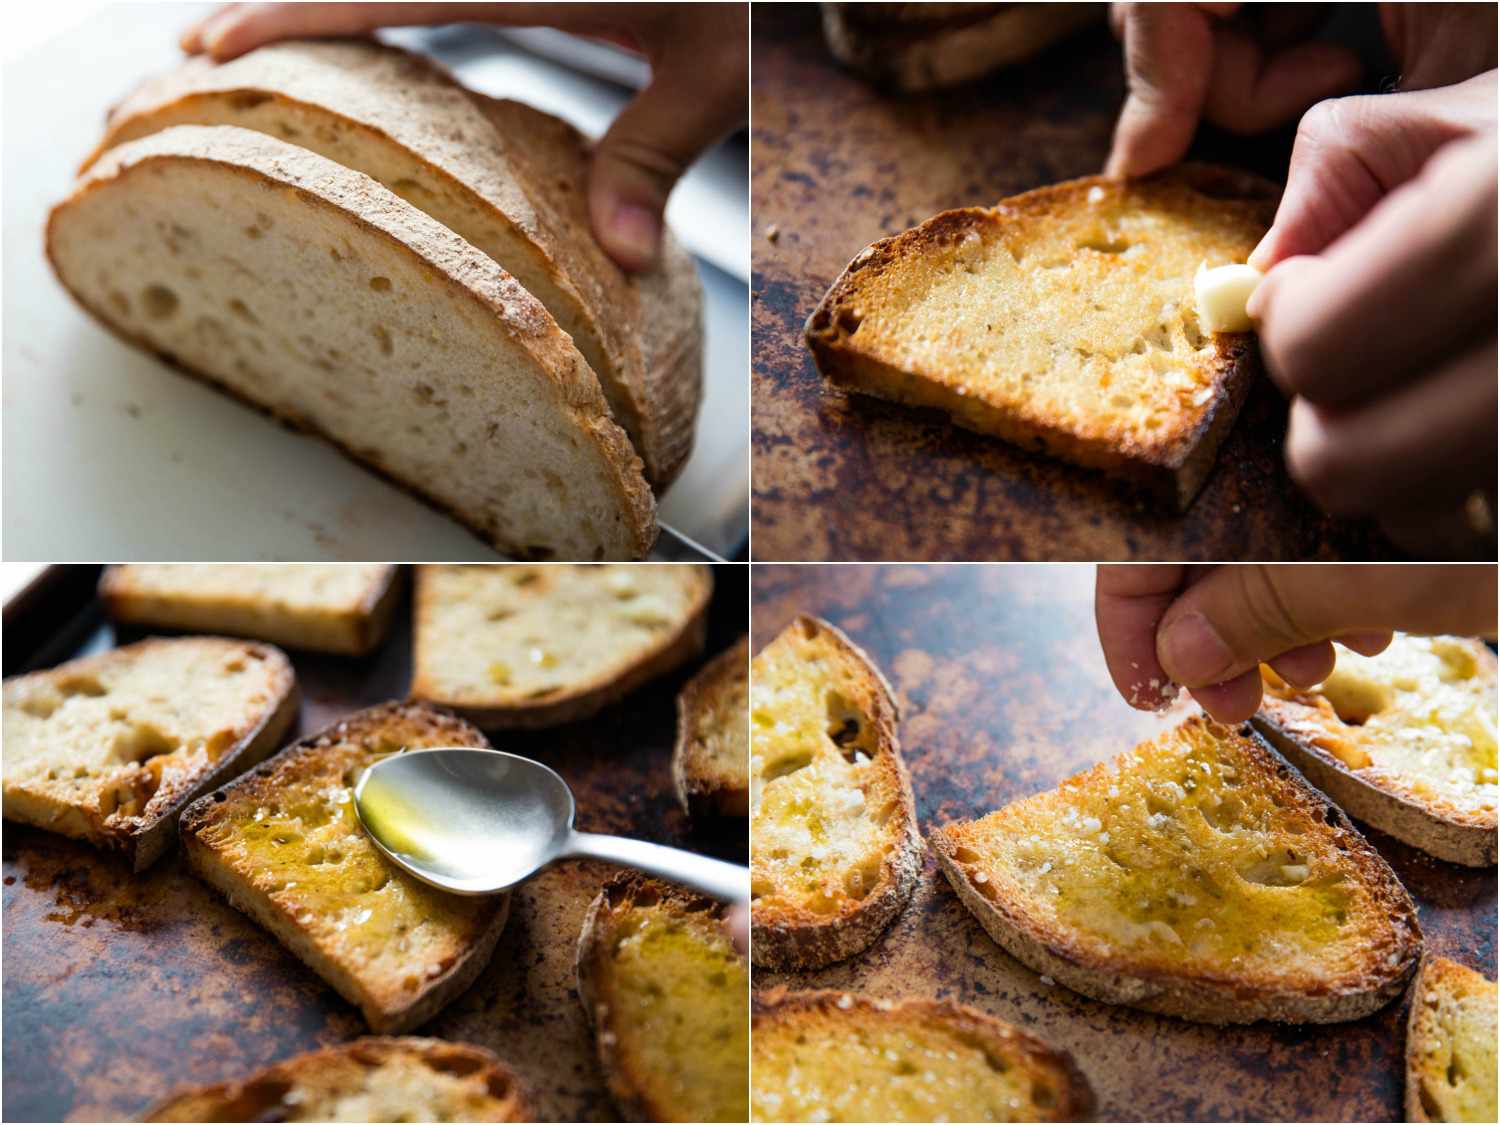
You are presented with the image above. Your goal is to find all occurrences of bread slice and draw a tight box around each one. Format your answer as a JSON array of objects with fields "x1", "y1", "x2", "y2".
[
  {"x1": 409, "y1": 564, "x2": 712, "y2": 729},
  {"x1": 1253, "y1": 634, "x2": 1497, "y2": 867},
  {"x1": 2, "y1": 637, "x2": 296, "y2": 871},
  {"x1": 143, "y1": 1036, "x2": 533, "y2": 1122},
  {"x1": 750, "y1": 615, "x2": 921, "y2": 970},
  {"x1": 178, "y1": 701, "x2": 509, "y2": 1032},
  {"x1": 674, "y1": 635, "x2": 750, "y2": 820},
  {"x1": 932, "y1": 714, "x2": 1424, "y2": 1024},
  {"x1": 1406, "y1": 956, "x2": 1498, "y2": 1123},
  {"x1": 100, "y1": 564, "x2": 401, "y2": 656},
  {"x1": 822, "y1": 2, "x2": 1104, "y2": 92},
  {"x1": 805, "y1": 165, "x2": 1278, "y2": 509},
  {"x1": 83, "y1": 39, "x2": 702, "y2": 489},
  {"x1": 576, "y1": 874, "x2": 748, "y2": 1123},
  {"x1": 47, "y1": 124, "x2": 656, "y2": 561},
  {"x1": 751, "y1": 988, "x2": 1094, "y2": 1122}
]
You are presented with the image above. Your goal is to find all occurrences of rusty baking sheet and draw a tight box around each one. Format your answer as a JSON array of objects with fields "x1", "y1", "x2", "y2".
[
  {"x1": 750, "y1": 564, "x2": 1495, "y2": 1123},
  {"x1": 2, "y1": 564, "x2": 747, "y2": 1123},
  {"x1": 750, "y1": 5, "x2": 1397, "y2": 561}
]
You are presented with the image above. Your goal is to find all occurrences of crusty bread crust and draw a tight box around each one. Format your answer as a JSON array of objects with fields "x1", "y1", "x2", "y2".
[
  {"x1": 99, "y1": 565, "x2": 402, "y2": 656},
  {"x1": 750, "y1": 615, "x2": 923, "y2": 971},
  {"x1": 805, "y1": 164, "x2": 1277, "y2": 510},
  {"x1": 49, "y1": 126, "x2": 657, "y2": 561},
  {"x1": 410, "y1": 564, "x2": 712, "y2": 729},
  {"x1": 82, "y1": 40, "x2": 699, "y2": 490},
  {"x1": 577, "y1": 873, "x2": 747, "y2": 1123},
  {"x1": 932, "y1": 717, "x2": 1424, "y2": 1025},
  {"x1": 673, "y1": 635, "x2": 750, "y2": 820},
  {"x1": 822, "y1": 2, "x2": 1104, "y2": 92},
  {"x1": 751, "y1": 988, "x2": 1095, "y2": 1122},
  {"x1": 1253, "y1": 638, "x2": 1498, "y2": 867},
  {"x1": 2, "y1": 637, "x2": 298, "y2": 872},
  {"x1": 143, "y1": 1036, "x2": 533, "y2": 1122},
  {"x1": 179, "y1": 701, "x2": 510, "y2": 1033},
  {"x1": 1405, "y1": 956, "x2": 1499, "y2": 1123}
]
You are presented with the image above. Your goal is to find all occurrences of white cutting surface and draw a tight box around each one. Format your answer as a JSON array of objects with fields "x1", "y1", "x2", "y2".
[{"x1": 2, "y1": 3, "x2": 748, "y2": 560}]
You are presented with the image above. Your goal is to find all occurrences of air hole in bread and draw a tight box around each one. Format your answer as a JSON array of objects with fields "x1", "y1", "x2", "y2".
[
  {"x1": 141, "y1": 284, "x2": 179, "y2": 320},
  {"x1": 763, "y1": 753, "x2": 813, "y2": 783},
  {"x1": 1077, "y1": 235, "x2": 1131, "y2": 254},
  {"x1": 58, "y1": 675, "x2": 107, "y2": 699},
  {"x1": 951, "y1": 846, "x2": 981, "y2": 864},
  {"x1": 1236, "y1": 849, "x2": 1308, "y2": 886},
  {"x1": 371, "y1": 323, "x2": 394, "y2": 356},
  {"x1": 110, "y1": 721, "x2": 180, "y2": 764},
  {"x1": 369, "y1": 276, "x2": 393, "y2": 293},
  {"x1": 228, "y1": 92, "x2": 271, "y2": 112}
]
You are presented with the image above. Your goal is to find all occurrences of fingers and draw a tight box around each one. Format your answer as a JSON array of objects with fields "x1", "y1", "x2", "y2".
[
  {"x1": 1283, "y1": 337, "x2": 1497, "y2": 520},
  {"x1": 589, "y1": 6, "x2": 746, "y2": 270},
  {"x1": 1267, "y1": 640, "x2": 1337, "y2": 688},
  {"x1": 1154, "y1": 565, "x2": 1497, "y2": 688},
  {"x1": 1203, "y1": 34, "x2": 1361, "y2": 135},
  {"x1": 1105, "y1": 3, "x2": 1218, "y2": 177},
  {"x1": 1249, "y1": 73, "x2": 1496, "y2": 269},
  {"x1": 1187, "y1": 668, "x2": 1264, "y2": 724},
  {"x1": 1249, "y1": 134, "x2": 1497, "y2": 406},
  {"x1": 1095, "y1": 564, "x2": 1188, "y2": 710}
]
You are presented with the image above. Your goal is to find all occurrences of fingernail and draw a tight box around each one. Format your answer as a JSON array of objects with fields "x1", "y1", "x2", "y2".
[
  {"x1": 607, "y1": 203, "x2": 660, "y2": 270},
  {"x1": 1246, "y1": 236, "x2": 1272, "y2": 274},
  {"x1": 1159, "y1": 612, "x2": 1235, "y2": 685}
]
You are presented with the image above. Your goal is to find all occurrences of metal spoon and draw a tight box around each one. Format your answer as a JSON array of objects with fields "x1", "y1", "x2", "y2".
[{"x1": 353, "y1": 747, "x2": 747, "y2": 901}]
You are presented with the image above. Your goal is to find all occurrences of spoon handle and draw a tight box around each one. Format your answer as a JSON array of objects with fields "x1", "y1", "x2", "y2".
[{"x1": 567, "y1": 831, "x2": 748, "y2": 901}]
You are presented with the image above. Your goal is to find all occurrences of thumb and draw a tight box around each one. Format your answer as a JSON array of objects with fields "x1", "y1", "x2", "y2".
[
  {"x1": 1155, "y1": 564, "x2": 1496, "y2": 688},
  {"x1": 1248, "y1": 77, "x2": 1492, "y2": 270}
]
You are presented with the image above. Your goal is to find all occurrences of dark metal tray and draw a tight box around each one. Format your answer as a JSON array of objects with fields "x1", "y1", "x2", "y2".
[
  {"x1": 3, "y1": 564, "x2": 746, "y2": 1123},
  {"x1": 751, "y1": 564, "x2": 1494, "y2": 1122}
]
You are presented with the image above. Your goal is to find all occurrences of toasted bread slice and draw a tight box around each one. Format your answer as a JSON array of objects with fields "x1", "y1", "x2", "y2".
[
  {"x1": 674, "y1": 635, "x2": 750, "y2": 820},
  {"x1": 805, "y1": 165, "x2": 1278, "y2": 509},
  {"x1": 2, "y1": 637, "x2": 296, "y2": 871},
  {"x1": 750, "y1": 615, "x2": 921, "y2": 970},
  {"x1": 577, "y1": 874, "x2": 749, "y2": 1123},
  {"x1": 1406, "y1": 956, "x2": 1498, "y2": 1123},
  {"x1": 1254, "y1": 634, "x2": 1497, "y2": 866},
  {"x1": 179, "y1": 701, "x2": 509, "y2": 1032},
  {"x1": 822, "y1": 2, "x2": 1104, "y2": 92},
  {"x1": 932, "y1": 714, "x2": 1423, "y2": 1024},
  {"x1": 751, "y1": 988, "x2": 1094, "y2": 1122},
  {"x1": 100, "y1": 564, "x2": 401, "y2": 656},
  {"x1": 410, "y1": 564, "x2": 712, "y2": 729},
  {"x1": 144, "y1": 1036, "x2": 533, "y2": 1122},
  {"x1": 82, "y1": 39, "x2": 700, "y2": 489}
]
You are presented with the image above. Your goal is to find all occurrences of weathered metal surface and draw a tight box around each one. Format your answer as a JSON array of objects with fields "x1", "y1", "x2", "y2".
[
  {"x1": 3, "y1": 567, "x2": 747, "y2": 1123},
  {"x1": 751, "y1": 565, "x2": 1495, "y2": 1123},
  {"x1": 750, "y1": 6, "x2": 1395, "y2": 561}
]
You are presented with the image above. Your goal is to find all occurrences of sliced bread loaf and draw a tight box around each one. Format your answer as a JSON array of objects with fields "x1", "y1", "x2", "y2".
[
  {"x1": 100, "y1": 564, "x2": 401, "y2": 655},
  {"x1": 674, "y1": 635, "x2": 750, "y2": 820},
  {"x1": 2, "y1": 637, "x2": 296, "y2": 871},
  {"x1": 83, "y1": 39, "x2": 702, "y2": 489},
  {"x1": 1406, "y1": 956, "x2": 1498, "y2": 1123},
  {"x1": 144, "y1": 1036, "x2": 533, "y2": 1122},
  {"x1": 932, "y1": 715, "x2": 1424, "y2": 1024},
  {"x1": 750, "y1": 615, "x2": 921, "y2": 970},
  {"x1": 577, "y1": 874, "x2": 749, "y2": 1123},
  {"x1": 805, "y1": 165, "x2": 1278, "y2": 509},
  {"x1": 178, "y1": 701, "x2": 510, "y2": 1032},
  {"x1": 48, "y1": 124, "x2": 655, "y2": 560},
  {"x1": 752, "y1": 988, "x2": 1094, "y2": 1122},
  {"x1": 1255, "y1": 634, "x2": 1497, "y2": 866},
  {"x1": 409, "y1": 564, "x2": 712, "y2": 728}
]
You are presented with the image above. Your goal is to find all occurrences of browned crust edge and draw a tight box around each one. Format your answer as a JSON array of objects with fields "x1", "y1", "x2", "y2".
[
  {"x1": 929, "y1": 719, "x2": 1424, "y2": 1025},
  {"x1": 48, "y1": 147, "x2": 657, "y2": 561},
  {"x1": 576, "y1": 872, "x2": 742, "y2": 1123},
  {"x1": 750, "y1": 615, "x2": 923, "y2": 971},
  {"x1": 178, "y1": 700, "x2": 510, "y2": 1033},
  {"x1": 673, "y1": 635, "x2": 751, "y2": 821},
  {"x1": 750, "y1": 987, "x2": 1096, "y2": 1122},
  {"x1": 408, "y1": 566, "x2": 713, "y2": 729},
  {"x1": 141, "y1": 1036, "x2": 535, "y2": 1122}
]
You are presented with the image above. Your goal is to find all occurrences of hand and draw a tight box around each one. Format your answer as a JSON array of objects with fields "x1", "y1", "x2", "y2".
[
  {"x1": 180, "y1": 3, "x2": 748, "y2": 271},
  {"x1": 1105, "y1": 3, "x2": 1363, "y2": 178},
  {"x1": 1245, "y1": 77, "x2": 1496, "y2": 552},
  {"x1": 1095, "y1": 564, "x2": 1497, "y2": 723}
]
